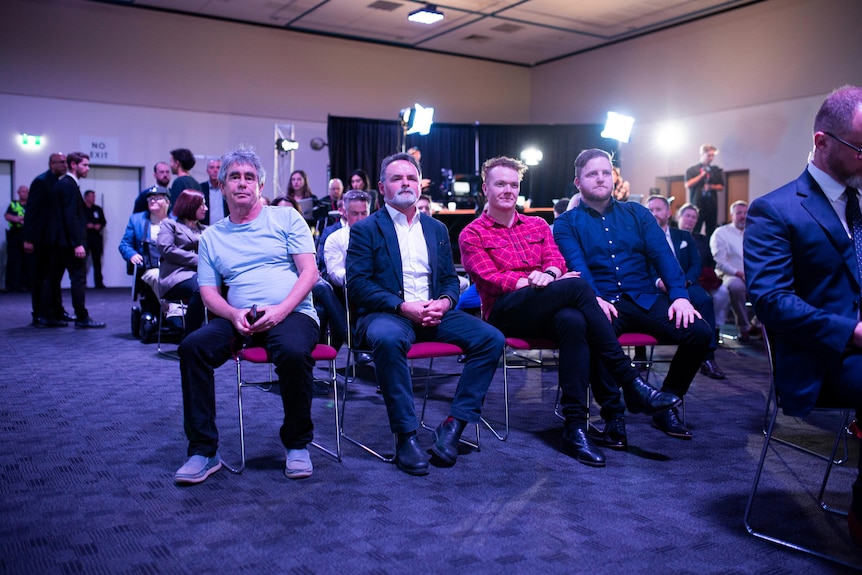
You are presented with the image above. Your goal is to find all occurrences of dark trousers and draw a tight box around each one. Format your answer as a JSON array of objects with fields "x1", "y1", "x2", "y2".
[
  {"x1": 5, "y1": 229, "x2": 29, "y2": 292},
  {"x1": 695, "y1": 192, "x2": 718, "y2": 238},
  {"x1": 489, "y1": 278, "x2": 641, "y2": 424},
  {"x1": 163, "y1": 276, "x2": 205, "y2": 337},
  {"x1": 358, "y1": 309, "x2": 504, "y2": 433},
  {"x1": 87, "y1": 236, "x2": 104, "y2": 287},
  {"x1": 178, "y1": 312, "x2": 319, "y2": 457},
  {"x1": 592, "y1": 294, "x2": 711, "y2": 419},
  {"x1": 312, "y1": 279, "x2": 346, "y2": 350},
  {"x1": 31, "y1": 243, "x2": 65, "y2": 321},
  {"x1": 55, "y1": 248, "x2": 88, "y2": 320},
  {"x1": 688, "y1": 284, "x2": 719, "y2": 355}
]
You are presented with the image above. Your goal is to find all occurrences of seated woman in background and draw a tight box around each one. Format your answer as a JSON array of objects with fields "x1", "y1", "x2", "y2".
[
  {"x1": 272, "y1": 195, "x2": 300, "y2": 210},
  {"x1": 287, "y1": 170, "x2": 315, "y2": 200},
  {"x1": 157, "y1": 189, "x2": 207, "y2": 336},
  {"x1": 348, "y1": 168, "x2": 379, "y2": 212}
]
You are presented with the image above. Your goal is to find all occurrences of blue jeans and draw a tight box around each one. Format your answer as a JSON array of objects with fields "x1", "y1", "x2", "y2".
[
  {"x1": 178, "y1": 312, "x2": 319, "y2": 457},
  {"x1": 357, "y1": 309, "x2": 504, "y2": 433}
]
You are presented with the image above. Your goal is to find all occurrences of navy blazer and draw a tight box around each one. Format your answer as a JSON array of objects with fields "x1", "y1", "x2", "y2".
[
  {"x1": 745, "y1": 169, "x2": 861, "y2": 416},
  {"x1": 668, "y1": 227, "x2": 701, "y2": 286},
  {"x1": 346, "y1": 207, "x2": 460, "y2": 322}
]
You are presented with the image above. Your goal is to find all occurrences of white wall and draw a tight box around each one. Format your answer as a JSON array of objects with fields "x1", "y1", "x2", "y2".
[
  {"x1": 0, "y1": 93, "x2": 328, "y2": 287},
  {"x1": 529, "y1": 0, "x2": 861, "y2": 200}
]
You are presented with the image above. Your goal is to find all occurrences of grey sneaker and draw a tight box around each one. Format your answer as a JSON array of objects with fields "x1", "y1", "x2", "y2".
[
  {"x1": 174, "y1": 453, "x2": 222, "y2": 485},
  {"x1": 285, "y1": 448, "x2": 313, "y2": 479}
]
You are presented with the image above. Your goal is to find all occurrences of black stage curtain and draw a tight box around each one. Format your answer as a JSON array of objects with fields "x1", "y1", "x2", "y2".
[{"x1": 327, "y1": 116, "x2": 617, "y2": 207}]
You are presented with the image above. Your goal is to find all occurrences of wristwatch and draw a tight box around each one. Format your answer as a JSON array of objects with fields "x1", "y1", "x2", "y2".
[{"x1": 543, "y1": 269, "x2": 557, "y2": 279}]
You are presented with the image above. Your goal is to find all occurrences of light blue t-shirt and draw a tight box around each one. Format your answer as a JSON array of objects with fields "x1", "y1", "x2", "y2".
[{"x1": 198, "y1": 206, "x2": 319, "y2": 324}]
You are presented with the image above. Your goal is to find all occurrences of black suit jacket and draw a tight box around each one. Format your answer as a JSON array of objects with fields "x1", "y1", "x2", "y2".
[
  {"x1": 346, "y1": 207, "x2": 460, "y2": 321},
  {"x1": 23, "y1": 170, "x2": 60, "y2": 246},
  {"x1": 199, "y1": 181, "x2": 229, "y2": 226},
  {"x1": 54, "y1": 175, "x2": 87, "y2": 248}
]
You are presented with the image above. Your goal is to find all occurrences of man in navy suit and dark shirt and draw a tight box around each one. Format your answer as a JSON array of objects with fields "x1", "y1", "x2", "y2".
[
  {"x1": 646, "y1": 195, "x2": 725, "y2": 379},
  {"x1": 744, "y1": 85, "x2": 862, "y2": 545},
  {"x1": 52, "y1": 152, "x2": 105, "y2": 329},
  {"x1": 346, "y1": 152, "x2": 504, "y2": 476},
  {"x1": 554, "y1": 148, "x2": 711, "y2": 442}
]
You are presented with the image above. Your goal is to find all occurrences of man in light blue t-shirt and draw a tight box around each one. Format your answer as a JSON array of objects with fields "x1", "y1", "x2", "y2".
[{"x1": 174, "y1": 147, "x2": 320, "y2": 485}]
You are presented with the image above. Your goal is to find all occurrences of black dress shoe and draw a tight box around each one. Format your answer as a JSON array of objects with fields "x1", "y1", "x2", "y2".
[
  {"x1": 561, "y1": 427, "x2": 606, "y2": 467},
  {"x1": 395, "y1": 432, "x2": 429, "y2": 476},
  {"x1": 589, "y1": 416, "x2": 627, "y2": 450},
  {"x1": 431, "y1": 416, "x2": 466, "y2": 466},
  {"x1": 75, "y1": 317, "x2": 106, "y2": 329},
  {"x1": 651, "y1": 408, "x2": 692, "y2": 440},
  {"x1": 700, "y1": 359, "x2": 726, "y2": 380},
  {"x1": 621, "y1": 376, "x2": 681, "y2": 415},
  {"x1": 62, "y1": 312, "x2": 76, "y2": 322}
]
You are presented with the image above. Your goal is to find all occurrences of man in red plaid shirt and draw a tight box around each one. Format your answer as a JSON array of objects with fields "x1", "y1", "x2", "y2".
[{"x1": 459, "y1": 156, "x2": 679, "y2": 467}]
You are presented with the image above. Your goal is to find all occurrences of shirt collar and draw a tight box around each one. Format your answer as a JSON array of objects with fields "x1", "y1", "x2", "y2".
[{"x1": 808, "y1": 160, "x2": 850, "y2": 202}]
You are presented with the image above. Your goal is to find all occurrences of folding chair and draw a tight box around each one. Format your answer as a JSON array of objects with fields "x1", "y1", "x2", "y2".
[
  {"x1": 223, "y1": 343, "x2": 342, "y2": 474},
  {"x1": 743, "y1": 326, "x2": 858, "y2": 568},
  {"x1": 497, "y1": 337, "x2": 560, "y2": 441}
]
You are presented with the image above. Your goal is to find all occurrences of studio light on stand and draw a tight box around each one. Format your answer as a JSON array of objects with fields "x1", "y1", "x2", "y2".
[
  {"x1": 408, "y1": 4, "x2": 444, "y2": 24},
  {"x1": 275, "y1": 138, "x2": 299, "y2": 153},
  {"x1": 601, "y1": 112, "x2": 635, "y2": 143},
  {"x1": 520, "y1": 147, "x2": 543, "y2": 207},
  {"x1": 399, "y1": 103, "x2": 435, "y2": 152},
  {"x1": 601, "y1": 111, "x2": 635, "y2": 178}
]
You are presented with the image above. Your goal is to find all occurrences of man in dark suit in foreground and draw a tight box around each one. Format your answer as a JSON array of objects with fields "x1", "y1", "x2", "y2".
[
  {"x1": 744, "y1": 85, "x2": 862, "y2": 545},
  {"x1": 346, "y1": 152, "x2": 504, "y2": 476},
  {"x1": 53, "y1": 152, "x2": 105, "y2": 328}
]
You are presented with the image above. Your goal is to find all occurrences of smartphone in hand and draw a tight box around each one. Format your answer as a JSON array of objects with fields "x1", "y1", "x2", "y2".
[{"x1": 246, "y1": 304, "x2": 263, "y2": 325}]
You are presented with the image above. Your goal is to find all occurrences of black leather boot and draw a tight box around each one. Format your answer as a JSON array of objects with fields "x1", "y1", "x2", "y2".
[
  {"x1": 622, "y1": 376, "x2": 681, "y2": 415},
  {"x1": 396, "y1": 431, "x2": 429, "y2": 476},
  {"x1": 431, "y1": 416, "x2": 466, "y2": 466},
  {"x1": 561, "y1": 426, "x2": 606, "y2": 467}
]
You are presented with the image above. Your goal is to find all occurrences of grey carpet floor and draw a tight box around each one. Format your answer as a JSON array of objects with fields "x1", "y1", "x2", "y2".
[{"x1": 1, "y1": 289, "x2": 859, "y2": 574}]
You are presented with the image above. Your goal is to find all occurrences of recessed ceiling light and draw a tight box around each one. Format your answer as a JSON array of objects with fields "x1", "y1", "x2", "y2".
[{"x1": 408, "y1": 4, "x2": 444, "y2": 25}]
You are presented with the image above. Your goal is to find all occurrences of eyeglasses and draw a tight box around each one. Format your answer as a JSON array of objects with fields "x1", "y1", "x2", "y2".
[
  {"x1": 343, "y1": 191, "x2": 369, "y2": 202},
  {"x1": 824, "y1": 131, "x2": 862, "y2": 159},
  {"x1": 147, "y1": 195, "x2": 167, "y2": 203}
]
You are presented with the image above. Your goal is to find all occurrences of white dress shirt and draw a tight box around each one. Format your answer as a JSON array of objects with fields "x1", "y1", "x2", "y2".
[{"x1": 385, "y1": 204, "x2": 430, "y2": 302}]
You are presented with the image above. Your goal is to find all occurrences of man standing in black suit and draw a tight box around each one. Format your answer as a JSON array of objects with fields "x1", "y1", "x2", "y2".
[
  {"x1": 53, "y1": 152, "x2": 105, "y2": 329},
  {"x1": 23, "y1": 153, "x2": 70, "y2": 327}
]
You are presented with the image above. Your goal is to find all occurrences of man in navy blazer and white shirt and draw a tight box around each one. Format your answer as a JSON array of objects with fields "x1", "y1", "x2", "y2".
[
  {"x1": 346, "y1": 152, "x2": 504, "y2": 476},
  {"x1": 744, "y1": 85, "x2": 862, "y2": 545}
]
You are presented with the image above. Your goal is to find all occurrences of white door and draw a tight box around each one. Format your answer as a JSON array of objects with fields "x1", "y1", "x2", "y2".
[{"x1": 77, "y1": 165, "x2": 142, "y2": 289}]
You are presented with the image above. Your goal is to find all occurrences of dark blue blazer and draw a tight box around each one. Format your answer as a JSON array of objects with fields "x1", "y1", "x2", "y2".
[
  {"x1": 346, "y1": 207, "x2": 460, "y2": 322},
  {"x1": 668, "y1": 227, "x2": 701, "y2": 286},
  {"x1": 745, "y1": 169, "x2": 861, "y2": 416}
]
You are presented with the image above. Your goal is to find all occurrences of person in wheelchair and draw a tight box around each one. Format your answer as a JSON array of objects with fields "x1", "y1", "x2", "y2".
[{"x1": 118, "y1": 186, "x2": 171, "y2": 341}]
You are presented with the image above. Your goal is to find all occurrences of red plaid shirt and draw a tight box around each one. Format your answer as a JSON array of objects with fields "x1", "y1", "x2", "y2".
[{"x1": 459, "y1": 211, "x2": 566, "y2": 319}]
